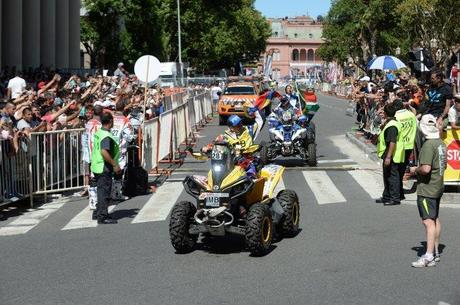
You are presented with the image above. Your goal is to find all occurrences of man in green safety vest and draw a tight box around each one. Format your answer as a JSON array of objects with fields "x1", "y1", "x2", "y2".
[
  {"x1": 394, "y1": 99, "x2": 417, "y2": 201},
  {"x1": 376, "y1": 104, "x2": 405, "y2": 205},
  {"x1": 91, "y1": 112, "x2": 121, "y2": 224}
]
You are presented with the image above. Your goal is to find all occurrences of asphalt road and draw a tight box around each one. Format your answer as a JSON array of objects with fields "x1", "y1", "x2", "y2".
[{"x1": 1, "y1": 93, "x2": 459, "y2": 305}]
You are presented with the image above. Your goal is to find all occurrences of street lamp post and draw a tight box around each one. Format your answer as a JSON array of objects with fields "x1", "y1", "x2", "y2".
[
  {"x1": 177, "y1": 0, "x2": 183, "y2": 86},
  {"x1": 396, "y1": 46, "x2": 401, "y2": 56}
]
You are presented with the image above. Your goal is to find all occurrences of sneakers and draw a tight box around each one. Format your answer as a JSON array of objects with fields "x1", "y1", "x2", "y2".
[
  {"x1": 411, "y1": 255, "x2": 436, "y2": 268},
  {"x1": 434, "y1": 254, "x2": 441, "y2": 263},
  {"x1": 97, "y1": 216, "x2": 118, "y2": 224}
]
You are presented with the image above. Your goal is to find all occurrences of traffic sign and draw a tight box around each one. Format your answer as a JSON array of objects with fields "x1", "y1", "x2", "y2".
[
  {"x1": 446, "y1": 140, "x2": 460, "y2": 170},
  {"x1": 134, "y1": 55, "x2": 161, "y2": 84}
]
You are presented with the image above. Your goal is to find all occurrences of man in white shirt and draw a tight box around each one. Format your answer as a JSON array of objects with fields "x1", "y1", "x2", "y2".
[
  {"x1": 210, "y1": 83, "x2": 222, "y2": 112},
  {"x1": 7, "y1": 73, "x2": 26, "y2": 99},
  {"x1": 447, "y1": 94, "x2": 460, "y2": 129},
  {"x1": 114, "y1": 62, "x2": 128, "y2": 79}
]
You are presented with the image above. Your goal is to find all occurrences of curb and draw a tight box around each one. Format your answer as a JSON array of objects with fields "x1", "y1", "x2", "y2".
[{"x1": 345, "y1": 131, "x2": 380, "y2": 163}]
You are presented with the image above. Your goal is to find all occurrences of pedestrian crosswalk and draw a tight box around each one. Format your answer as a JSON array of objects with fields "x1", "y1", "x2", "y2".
[
  {"x1": 303, "y1": 171, "x2": 346, "y2": 204},
  {"x1": 0, "y1": 169, "x2": 422, "y2": 236},
  {"x1": 132, "y1": 182, "x2": 183, "y2": 224}
]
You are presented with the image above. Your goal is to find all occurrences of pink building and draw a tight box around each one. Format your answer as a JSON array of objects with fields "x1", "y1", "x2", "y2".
[{"x1": 260, "y1": 16, "x2": 324, "y2": 80}]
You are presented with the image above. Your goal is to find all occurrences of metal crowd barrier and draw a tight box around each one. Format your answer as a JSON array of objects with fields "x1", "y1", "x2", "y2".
[
  {"x1": 142, "y1": 90, "x2": 213, "y2": 174},
  {"x1": 0, "y1": 137, "x2": 31, "y2": 207},
  {"x1": 29, "y1": 129, "x2": 85, "y2": 204},
  {"x1": 0, "y1": 89, "x2": 212, "y2": 208}
]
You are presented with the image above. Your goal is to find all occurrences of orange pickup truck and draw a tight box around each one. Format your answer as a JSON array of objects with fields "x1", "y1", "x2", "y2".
[{"x1": 218, "y1": 81, "x2": 259, "y2": 125}]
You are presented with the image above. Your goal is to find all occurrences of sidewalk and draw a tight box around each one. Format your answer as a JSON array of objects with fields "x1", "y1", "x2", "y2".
[{"x1": 345, "y1": 129, "x2": 460, "y2": 204}]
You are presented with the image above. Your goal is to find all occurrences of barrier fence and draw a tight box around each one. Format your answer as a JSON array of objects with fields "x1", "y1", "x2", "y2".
[
  {"x1": 142, "y1": 90, "x2": 213, "y2": 174},
  {"x1": 0, "y1": 89, "x2": 213, "y2": 208}
]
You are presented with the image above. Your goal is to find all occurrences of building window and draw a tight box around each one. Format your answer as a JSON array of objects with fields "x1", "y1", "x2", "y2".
[
  {"x1": 300, "y1": 49, "x2": 307, "y2": 61},
  {"x1": 274, "y1": 31, "x2": 278, "y2": 37},
  {"x1": 307, "y1": 49, "x2": 314, "y2": 61},
  {"x1": 309, "y1": 33, "x2": 313, "y2": 39},
  {"x1": 273, "y1": 50, "x2": 281, "y2": 61},
  {"x1": 294, "y1": 33, "x2": 298, "y2": 38},
  {"x1": 292, "y1": 49, "x2": 299, "y2": 61}
]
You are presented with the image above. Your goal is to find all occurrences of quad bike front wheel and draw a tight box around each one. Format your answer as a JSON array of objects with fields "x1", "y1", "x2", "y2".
[
  {"x1": 277, "y1": 190, "x2": 300, "y2": 237},
  {"x1": 245, "y1": 204, "x2": 273, "y2": 256},
  {"x1": 219, "y1": 115, "x2": 227, "y2": 126},
  {"x1": 259, "y1": 141, "x2": 270, "y2": 166},
  {"x1": 169, "y1": 201, "x2": 198, "y2": 253},
  {"x1": 307, "y1": 143, "x2": 317, "y2": 167}
]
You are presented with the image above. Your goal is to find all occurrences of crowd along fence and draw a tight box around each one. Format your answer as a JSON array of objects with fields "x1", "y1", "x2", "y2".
[{"x1": 0, "y1": 89, "x2": 213, "y2": 208}]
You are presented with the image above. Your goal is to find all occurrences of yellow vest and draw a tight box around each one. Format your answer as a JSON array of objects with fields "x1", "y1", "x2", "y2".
[
  {"x1": 377, "y1": 119, "x2": 405, "y2": 163},
  {"x1": 395, "y1": 109, "x2": 417, "y2": 150}
]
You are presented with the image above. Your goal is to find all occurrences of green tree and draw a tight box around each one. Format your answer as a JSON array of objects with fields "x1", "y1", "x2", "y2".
[
  {"x1": 160, "y1": 0, "x2": 270, "y2": 72},
  {"x1": 317, "y1": 0, "x2": 406, "y2": 70},
  {"x1": 81, "y1": 0, "x2": 270, "y2": 72},
  {"x1": 81, "y1": 0, "x2": 124, "y2": 68},
  {"x1": 398, "y1": 0, "x2": 460, "y2": 68}
]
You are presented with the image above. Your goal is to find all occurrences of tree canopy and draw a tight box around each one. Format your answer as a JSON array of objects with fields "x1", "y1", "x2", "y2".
[
  {"x1": 81, "y1": 0, "x2": 271, "y2": 72},
  {"x1": 317, "y1": 0, "x2": 460, "y2": 69}
]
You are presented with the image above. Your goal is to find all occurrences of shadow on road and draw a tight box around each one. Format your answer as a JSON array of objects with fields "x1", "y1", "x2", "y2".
[
  {"x1": 411, "y1": 241, "x2": 446, "y2": 257},
  {"x1": 111, "y1": 208, "x2": 140, "y2": 220}
]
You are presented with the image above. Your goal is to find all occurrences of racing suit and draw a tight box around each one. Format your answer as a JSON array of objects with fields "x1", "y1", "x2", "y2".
[
  {"x1": 82, "y1": 118, "x2": 101, "y2": 209},
  {"x1": 221, "y1": 127, "x2": 258, "y2": 177},
  {"x1": 286, "y1": 93, "x2": 301, "y2": 109},
  {"x1": 110, "y1": 113, "x2": 134, "y2": 199}
]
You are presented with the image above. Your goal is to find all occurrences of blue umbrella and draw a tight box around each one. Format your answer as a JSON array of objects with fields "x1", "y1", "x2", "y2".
[{"x1": 368, "y1": 55, "x2": 406, "y2": 70}]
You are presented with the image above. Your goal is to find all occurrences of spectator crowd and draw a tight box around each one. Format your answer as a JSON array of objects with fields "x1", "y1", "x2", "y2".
[{"x1": 0, "y1": 65, "x2": 170, "y2": 154}]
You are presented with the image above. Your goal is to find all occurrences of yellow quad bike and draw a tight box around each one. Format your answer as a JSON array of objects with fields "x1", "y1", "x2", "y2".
[{"x1": 169, "y1": 142, "x2": 300, "y2": 256}]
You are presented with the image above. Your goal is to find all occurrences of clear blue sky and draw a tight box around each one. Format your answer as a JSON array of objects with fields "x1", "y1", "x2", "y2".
[{"x1": 254, "y1": 0, "x2": 331, "y2": 18}]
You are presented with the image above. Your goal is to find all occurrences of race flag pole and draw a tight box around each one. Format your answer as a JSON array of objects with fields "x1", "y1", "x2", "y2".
[{"x1": 143, "y1": 55, "x2": 151, "y2": 121}]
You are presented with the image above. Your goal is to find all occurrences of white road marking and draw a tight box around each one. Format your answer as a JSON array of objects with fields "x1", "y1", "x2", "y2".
[
  {"x1": 62, "y1": 205, "x2": 116, "y2": 231},
  {"x1": 317, "y1": 158, "x2": 354, "y2": 164},
  {"x1": 0, "y1": 201, "x2": 68, "y2": 236},
  {"x1": 132, "y1": 182, "x2": 183, "y2": 223},
  {"x1": 302, "y1": 171, "x2": 346, "y2": 205},
  {"x1": 349, "y1": 170, "x2": 382, "y2": 199}
]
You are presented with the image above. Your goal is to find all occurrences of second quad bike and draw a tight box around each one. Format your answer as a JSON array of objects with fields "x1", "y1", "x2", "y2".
[
  {"x1": 169, "y1": 142, "x2": 300, "y2": 256},
  {"x1": 261, "y1": 111, "x2": 317, "y2": 166}
]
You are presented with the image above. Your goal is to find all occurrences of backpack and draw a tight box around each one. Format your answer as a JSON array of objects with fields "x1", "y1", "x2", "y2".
[{"x1": 123, "y1": 166, "x2": 149, "y2": 197}]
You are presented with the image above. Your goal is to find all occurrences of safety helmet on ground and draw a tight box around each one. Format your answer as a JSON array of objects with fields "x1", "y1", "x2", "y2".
[{"x1": 227, "y1": 115, "x2": 243, "y2": 127}]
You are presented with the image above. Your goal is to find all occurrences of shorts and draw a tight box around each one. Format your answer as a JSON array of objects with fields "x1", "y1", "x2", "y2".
[
  {"x1": 213, "y1": 98, "x2": 219, "y2": 105},
  {"x1": 417, "y1": 196, "x2": 441, "y2": 220}
]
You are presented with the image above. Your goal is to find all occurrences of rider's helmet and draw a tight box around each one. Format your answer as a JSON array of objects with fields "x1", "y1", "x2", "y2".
[{"x1": 227, "y1": 114, "x2": 243, "y2": 127}]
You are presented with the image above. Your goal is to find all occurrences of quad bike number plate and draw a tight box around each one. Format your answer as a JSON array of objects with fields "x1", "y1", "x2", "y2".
[{"x1": 203, "y1": 193, "x2": 229, "y2": 208}]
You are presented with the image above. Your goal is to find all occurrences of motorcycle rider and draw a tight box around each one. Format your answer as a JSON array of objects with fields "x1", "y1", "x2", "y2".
[
  {"x1": 110, "y1": 100, "x2": 134, "y2": 200},
  {"x1": 273, "y1": 95, "x2": 302, "y2": 119},
  {"x1": 202, "y1": 115, "x2": 258, "y2": 177}
]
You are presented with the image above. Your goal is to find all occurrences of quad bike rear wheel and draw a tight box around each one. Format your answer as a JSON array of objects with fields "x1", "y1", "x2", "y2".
[
  {"x1": 277, "y1": 190, "x2": 300, "y2": 237},
  {"x1": 245, "y1": 204, "x2": 273, "y2": 256},
  {"x1": 169, "y1": 201, "x2": 197, "y2": 253}
]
